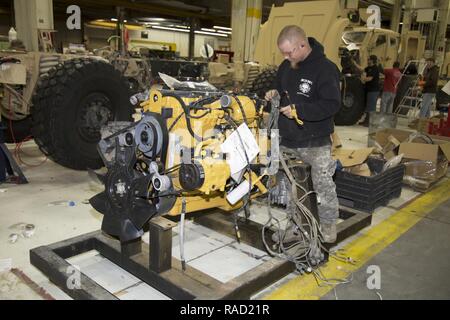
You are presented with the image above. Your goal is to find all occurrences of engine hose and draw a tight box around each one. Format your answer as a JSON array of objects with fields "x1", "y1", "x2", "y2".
[
  {"x1": 187, "y1": 109, "x2": 211, "y2": 119},
  {"x1": 231, "y1": 94, "x2": 248, "y2": 125},
  {"x1": 168, "y1": 111, "x2": 185, "y2": 132},
  {"x1": 190, "y1": 95, "x2": 221, "y2": 109},
  {"x1": 162, "y1": 92, "x2": 203, "y2": 141}
]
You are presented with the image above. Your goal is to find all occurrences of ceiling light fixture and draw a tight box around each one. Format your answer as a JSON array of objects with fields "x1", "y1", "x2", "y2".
[
  {"x1": 151, "y1": 25, "x2": 190, "y2": 33},
  {"x1": 195, "y1": 30, "x2": 228, "y2": 37},
  {"x1": 149, "y1": 18, "x2": 166, "y2": 21},
  {"x1": 213, "y1": 26, "x2": 232, "y2": 31}
]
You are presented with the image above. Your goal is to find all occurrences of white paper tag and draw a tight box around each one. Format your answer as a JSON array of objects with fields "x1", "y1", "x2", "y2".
[
  {"x1": 0, "y1": 258, "x2": 12, "y2": 272},
  {"x1": 226, "y1": 179, "x2": 250, "y2": 205},
  {"x1": 220, "y1": 123, "x2": 260, "y2": 175}
]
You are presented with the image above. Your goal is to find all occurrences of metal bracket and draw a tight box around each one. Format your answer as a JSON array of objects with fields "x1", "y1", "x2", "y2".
[{"x1": 149, "y1": 216, "x2": 177, "y2": 273}]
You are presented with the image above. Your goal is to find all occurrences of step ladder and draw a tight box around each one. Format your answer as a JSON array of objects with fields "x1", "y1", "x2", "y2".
[{"x1": 394, "y1": 60, "x2": 425, "y2": 119}]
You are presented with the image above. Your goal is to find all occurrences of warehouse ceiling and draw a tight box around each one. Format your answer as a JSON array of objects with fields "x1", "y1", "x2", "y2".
[{"x1": 0, "y1": 0, "x2": 396, "y2": 29}]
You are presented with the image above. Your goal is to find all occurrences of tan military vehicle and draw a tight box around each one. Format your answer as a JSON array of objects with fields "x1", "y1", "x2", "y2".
[
  {"x1": 0, "y1": 49, "x2": 150, "y2": 170},
  {"x1": 250, "y1": 0, "x2": 424, "y2": 125}
]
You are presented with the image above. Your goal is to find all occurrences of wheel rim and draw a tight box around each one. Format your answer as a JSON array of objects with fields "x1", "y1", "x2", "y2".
[
  {"x1": 78, "y1": 93, "x2": 114, "y2": 143},
  {"x1": 342, "y1": 92, "x2": 355, "y2": 110}
]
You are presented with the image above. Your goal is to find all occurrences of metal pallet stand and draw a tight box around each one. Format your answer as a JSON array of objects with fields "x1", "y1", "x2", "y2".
[
  {"x1": 30, "y1": 206, "x2": 371, "y2": 300},
  {"x1": 0, "y1": 142, "x2": 28, "y2": 184}
]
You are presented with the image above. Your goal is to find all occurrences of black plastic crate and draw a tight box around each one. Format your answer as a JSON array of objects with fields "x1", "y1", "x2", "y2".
[{"x1": 334, "y1": 157, "x2": 405, "y2": 213}]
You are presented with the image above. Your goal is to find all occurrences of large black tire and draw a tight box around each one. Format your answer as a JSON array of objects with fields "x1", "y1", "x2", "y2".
[
  {"x1": 334, "y1": 75, "x2": 366, "y2": 125},
  {"x1": 251, "y1": 68, "x2": 277, "y2": 98},
  {"x1": 3, "y1": 116, "x2": 32, "y2": 143},
  {"x1": 31, "y1": 58, "x2": 133, "y2": 170}
]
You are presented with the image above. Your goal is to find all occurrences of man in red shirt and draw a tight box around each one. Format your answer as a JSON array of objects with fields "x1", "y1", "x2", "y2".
[{"x1": 381, "y1": 61, "x2": 402, "y2": 113}]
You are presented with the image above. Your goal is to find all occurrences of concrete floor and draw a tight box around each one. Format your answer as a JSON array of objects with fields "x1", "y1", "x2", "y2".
[
  {"x1": 0, "y1": 117, "x2": 449, "y2": 300},
  {"x1": 322, "y1": 198, "x2": 450, "y2": 300}
]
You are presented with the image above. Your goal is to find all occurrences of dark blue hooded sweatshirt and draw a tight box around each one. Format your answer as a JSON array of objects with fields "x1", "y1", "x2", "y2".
[{"x1": 272, "y1": 37, "x2": 341, "y2": 148}]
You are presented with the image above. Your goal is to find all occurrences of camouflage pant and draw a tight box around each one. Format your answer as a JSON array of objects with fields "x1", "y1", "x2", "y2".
[{"x1": 282, "y1": 144, "x2": 339, "y2": 224}]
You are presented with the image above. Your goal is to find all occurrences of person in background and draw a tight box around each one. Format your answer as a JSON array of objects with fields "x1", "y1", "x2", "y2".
[
  {"x1": 419, "y1": 57, "x2": 439, "y2": 118},
  {"x1": 404, "y1": 56, "x2": 418, "y2": 75},
  {"x1": 353, "y1": 54, "x2": 380, "y2": 126},
  {"x1": 381, "y1": 61, "x2": 402, "y2": 113}
]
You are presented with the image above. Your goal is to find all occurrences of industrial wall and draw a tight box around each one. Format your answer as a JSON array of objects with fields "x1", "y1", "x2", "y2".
[{"x1": 127, "y1": 28, "x2": 230, "y2": 57}]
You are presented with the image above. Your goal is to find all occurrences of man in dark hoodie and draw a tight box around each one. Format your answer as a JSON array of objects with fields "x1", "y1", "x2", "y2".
[{"x1": 265, "y1": 25, "x2": 341, "y2": 243}]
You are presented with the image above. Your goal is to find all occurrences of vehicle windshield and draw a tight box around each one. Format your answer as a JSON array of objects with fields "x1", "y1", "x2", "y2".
[{"x1": 342, "y1": 31, "x2": 367, "y2": 45}]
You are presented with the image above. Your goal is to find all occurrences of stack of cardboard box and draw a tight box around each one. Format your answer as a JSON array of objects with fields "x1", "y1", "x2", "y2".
[
  {"x1": 374, "y1": 129, "x2": 450, "y2": 192},
  {"x1": 332, "y1": 134, "x2": 405, "y2": 212}
]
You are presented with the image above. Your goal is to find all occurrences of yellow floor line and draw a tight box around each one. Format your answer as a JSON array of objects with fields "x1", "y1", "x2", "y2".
[{"x1": 265, "y1": 178, "x2": 450, "y2": 300}]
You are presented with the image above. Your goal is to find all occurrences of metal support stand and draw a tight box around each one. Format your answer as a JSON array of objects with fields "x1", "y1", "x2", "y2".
[
  {"x1": 0, "y1": 142, "x2": 28, "y2": 184},
  {"x1": 30, "y1": 206, "x2": 371, "y2": 300},
  {"x1": 149, "y1": 216, "x2": 175, "y2": 273},
  {"x1": 30, "y1": 159, "x2": 373, "y2": 300}
]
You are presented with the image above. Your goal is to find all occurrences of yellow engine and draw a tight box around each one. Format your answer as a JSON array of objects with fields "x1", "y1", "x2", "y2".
[{"x1": 90, "y1": 88, "x2": 274, "y2": 242}]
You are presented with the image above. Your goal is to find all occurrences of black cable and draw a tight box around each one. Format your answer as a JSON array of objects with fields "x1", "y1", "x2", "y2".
[
  {"x1": 231, "y1": 94, "x2": 248, "y2": 125},
  {"x1": 259, "y1": 96, "x2": 326, "y2": 273},
  {"x1": 189, "y1": 95, "x2": 221, "y2": 109},
  {"x1": 168, "y1": 111, "x2": 185, "y2": 132},
  {"x1": 188, "y1": 109, "x2": 211, "y2": 119},
  {"x1": 162, "y1": 92, "x2": 203, "y2": 141},
  {"x1": 163, "y1": 163, "x2": 182, "y2": 174}
]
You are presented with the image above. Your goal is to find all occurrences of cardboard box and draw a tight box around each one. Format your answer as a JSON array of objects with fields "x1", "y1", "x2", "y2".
[
  {"x1": 402, "y1": 158, "x2": 448, "y2": 182},
  {"x1": 375, "y1": 128, "x2": 450, "y2": 161},
  {"x1": 375, "y1": 128, "x2": 450, "y2": 185},
  {"x1": 342, "y1": 163, "x2": 371, "y2": 176},
  {"x1": 408, "y1": 117, "x2": 444, "y2": 133},
  {"x1": 399, "y1": 143, "x2": 449, "y2": 181},
  {"x1": 381, "y1": 135, "x2": 401, "y2": 156},
  {"x1": 374, "y1": 128, "x2": 412, "y2": 146},
  {"x1": 332, "y1": 147, "x2": 374, "y2": 167},
  {"x1": 331, "y1": 132, "x2": 342, "y2": 151}
]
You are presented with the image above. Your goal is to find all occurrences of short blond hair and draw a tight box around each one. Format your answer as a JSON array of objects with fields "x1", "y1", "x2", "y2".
[{"x1": 277, "y1": 25, "x2": 306, "y2": 46}]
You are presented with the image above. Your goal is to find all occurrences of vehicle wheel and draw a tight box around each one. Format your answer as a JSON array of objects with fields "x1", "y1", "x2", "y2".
[
  {"x1": 3, "y1": 116, "x2": 32, "y2": 143},
  {"x1": 31, "y1": 58, "x2": 133, "y2": 170},
  {"x1": 251, "y1": 68, "x2": 278, "y2": 98},
  {"x1": 334, "y1": 75, "x2": 366, "y2": 125}
]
